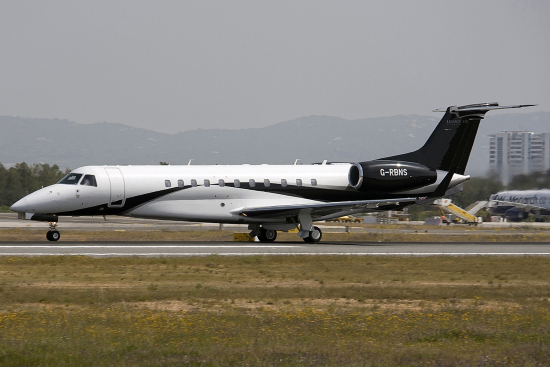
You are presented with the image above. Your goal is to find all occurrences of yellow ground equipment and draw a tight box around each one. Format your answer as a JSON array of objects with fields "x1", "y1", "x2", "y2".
[
  {"x1": 326, "y1": 216, "x2": 364, "y2": 223},
  {"x1": 233, "y1": 233, "x2": 254, "y2": 242},
  {"x1": 433, "y1": 199, "x2": 487, "y2": 225}
]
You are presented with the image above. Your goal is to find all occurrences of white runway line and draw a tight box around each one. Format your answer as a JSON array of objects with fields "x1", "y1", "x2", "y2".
[
  {"x1": 2, "y1": 252, "x2": 550, "y2": 256},
  {"x1": 0, "y1": 245, "x2": 299, "y2": 249}
]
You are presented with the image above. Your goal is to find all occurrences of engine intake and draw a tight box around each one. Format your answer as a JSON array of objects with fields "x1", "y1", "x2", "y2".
[{"x1": 349, "y1": 160, "x2": 437, "y2": 191}]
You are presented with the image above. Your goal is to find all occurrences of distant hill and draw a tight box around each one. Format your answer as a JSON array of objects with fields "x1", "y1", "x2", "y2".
[{"x1": 1, "y1": 111, "x2": 549, "y2": 176}]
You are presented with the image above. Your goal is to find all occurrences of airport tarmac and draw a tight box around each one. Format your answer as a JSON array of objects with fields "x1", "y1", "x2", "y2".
[
  {"x1": 1, "y1": 241, "x2": 549, "y2": 256},
  {"x1": 2, "y1": 213, "x2": 550, "y2": 235}
]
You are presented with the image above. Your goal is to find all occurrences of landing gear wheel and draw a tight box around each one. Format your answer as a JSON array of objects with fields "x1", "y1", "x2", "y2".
[
  {"x1": 46, "y1": 230, "x2": 60, "y2": 242},
  {"x1": 257, "y1": 228, "x2": 277, "y2": 242},
  {"x1": 304, "y1": 226, "x2": 322, "y2": 243}
]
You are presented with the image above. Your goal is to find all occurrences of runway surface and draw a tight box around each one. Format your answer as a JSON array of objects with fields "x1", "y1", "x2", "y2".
[
  {"x1": 2, "y1": 213, "x2": 550, "y2": 236},
  {"x1": 1, "y1": 242, "x2": 550, "y2": 256}
]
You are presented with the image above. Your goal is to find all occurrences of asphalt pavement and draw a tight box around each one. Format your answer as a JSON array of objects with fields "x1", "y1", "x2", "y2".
[{"x1": 0, "y1": 241, "x2": 549, "y2": 256}]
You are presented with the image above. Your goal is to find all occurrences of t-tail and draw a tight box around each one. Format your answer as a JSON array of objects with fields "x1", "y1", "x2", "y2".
[{"x1": 379, "y1": 102, "x2": 536, "y2": 174}]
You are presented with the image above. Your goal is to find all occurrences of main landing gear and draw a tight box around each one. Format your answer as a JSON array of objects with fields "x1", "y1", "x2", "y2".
[
  {"x1": 250, "y1": 212, "x2": 323, "y2": 243},
  {"x1": 303, "y1": 226, "x2": 322, "y2": 243},
  {"x1": 257, "y1": 227, "x2": 277, "y2": 242},
  {"x1": 46, "y1": 221, "x2": 60, "y2": 241},
  {"x1": 251, "y1": 225, "x2": 322, "y2": 243},
  {"x1": 296, "y1": 211, "x2": 322, "y2": 243}
]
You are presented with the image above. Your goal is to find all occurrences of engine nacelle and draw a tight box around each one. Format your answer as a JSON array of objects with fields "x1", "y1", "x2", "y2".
[
  {"x1": 349, "y1": 160, "x2": 437, "y2": 191},
  {"x1": 504, "y1": 208, "x2": 529, "y2": 222}
]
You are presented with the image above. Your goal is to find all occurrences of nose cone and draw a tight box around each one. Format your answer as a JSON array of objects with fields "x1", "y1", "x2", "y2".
[
  {"x1": 10, "y1": 194, "x2": 35, "y2": 213},
  {"x1": 10, "y1": 198, "x2": 26, "y2": 213},
  {"x1": 10, "y1": 186, "x2": 57, "y2": 214}
]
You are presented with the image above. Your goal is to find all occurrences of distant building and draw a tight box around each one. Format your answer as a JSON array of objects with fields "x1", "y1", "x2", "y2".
[{"x1": 489, "y1": 131, "x2": 550, "y2": 185}]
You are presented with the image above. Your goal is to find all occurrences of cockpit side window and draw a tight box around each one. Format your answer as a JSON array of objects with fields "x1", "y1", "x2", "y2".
[
  {"x1": 80, "y1": 175, "x2": 97, "y2": 187},
  {"x1": 58, "y1": 173, "x2": 83, "y2": 185}
]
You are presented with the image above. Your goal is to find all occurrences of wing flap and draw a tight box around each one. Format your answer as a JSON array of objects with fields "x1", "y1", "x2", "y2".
[{"x1": 233, "y1": 197, "x2": 420, "y2": 218}]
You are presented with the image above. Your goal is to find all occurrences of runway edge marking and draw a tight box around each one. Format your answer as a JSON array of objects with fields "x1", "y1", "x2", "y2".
[{"x1": 2, "y1": 253, "x2": 550, "y2": 256}]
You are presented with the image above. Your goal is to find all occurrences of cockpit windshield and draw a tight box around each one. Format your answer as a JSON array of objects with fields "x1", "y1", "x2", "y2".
[
  {"x1": 80, "y1": 175, "x2": 97, "y2": 187},
  {"x1": 57, "y1": 173, "x2": 83, "y2": 185}
]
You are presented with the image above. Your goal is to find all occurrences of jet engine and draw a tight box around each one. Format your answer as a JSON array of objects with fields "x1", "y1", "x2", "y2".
[
  {"x1": 349, "y1": 160, "x2": 437, "y2": 191},
  {"x1": 504, "y1": 208, "x2": 529, "y2": 222}
]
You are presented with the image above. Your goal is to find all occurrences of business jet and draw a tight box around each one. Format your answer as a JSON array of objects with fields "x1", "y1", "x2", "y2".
[
  {"x1": 489, "y1": 190, "x2": 550, "y2": 222},
  {"x1": 11, "y1": 102, "x2": 534, "y2": 241}
]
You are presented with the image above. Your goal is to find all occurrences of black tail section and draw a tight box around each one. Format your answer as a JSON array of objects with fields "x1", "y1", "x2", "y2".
[
  {"x1": 379, "y1": 103, "x2": 535, "y2": 174},
  {"x1": 379, "y1": 104, "x2": 484, "y2": 174}
]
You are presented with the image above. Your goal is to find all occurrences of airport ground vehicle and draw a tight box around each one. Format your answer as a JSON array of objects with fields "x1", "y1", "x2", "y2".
[{"x1": 326, "y1": 216, "x2": 364, "y2": 223}]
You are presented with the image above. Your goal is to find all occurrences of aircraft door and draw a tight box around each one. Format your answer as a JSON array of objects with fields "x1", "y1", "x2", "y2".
[{"x1": 105, "y1": 168, "x2": 126, "y2": 207}]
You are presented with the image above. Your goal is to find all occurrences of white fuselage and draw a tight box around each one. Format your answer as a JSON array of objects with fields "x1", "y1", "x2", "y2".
[{"x1": 12, "y1": 164, "x2": 354, "y2": 224}]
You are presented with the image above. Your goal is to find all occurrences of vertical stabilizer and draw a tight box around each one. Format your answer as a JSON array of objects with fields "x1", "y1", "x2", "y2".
[{"x1": 379, "y1": 103, "x2": 535, "y2": 174}]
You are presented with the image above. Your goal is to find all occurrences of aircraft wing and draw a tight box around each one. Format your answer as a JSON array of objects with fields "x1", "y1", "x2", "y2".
[
  {"x1": 488, "y1": 200, "x2": 546, "y2": 212},
  {"x1": 233, "y1": 197, "x2": 421, "y2": 218}
]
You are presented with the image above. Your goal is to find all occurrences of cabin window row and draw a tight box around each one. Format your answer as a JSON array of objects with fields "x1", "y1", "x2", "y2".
[
  {"x1": 164, "y1": 179, "x2": 318, "y2": 188},
  {"x1": 165, "y1": 179, "x2": 185, "y2": 188}
]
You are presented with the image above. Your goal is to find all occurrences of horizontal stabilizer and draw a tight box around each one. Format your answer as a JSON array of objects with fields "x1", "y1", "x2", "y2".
[{"x1": 433, "y1": 103, "x2": 537, "y2": 113}]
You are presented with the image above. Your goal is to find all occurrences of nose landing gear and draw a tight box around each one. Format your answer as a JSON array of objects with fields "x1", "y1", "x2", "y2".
[{"x1": 46, "y1": 222, "x2": 60, "y2": 241}]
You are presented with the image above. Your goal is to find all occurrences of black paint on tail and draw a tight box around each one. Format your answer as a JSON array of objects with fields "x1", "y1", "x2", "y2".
[{"x1": 379, "y1": 103, "x2": 535, "y2": 175}]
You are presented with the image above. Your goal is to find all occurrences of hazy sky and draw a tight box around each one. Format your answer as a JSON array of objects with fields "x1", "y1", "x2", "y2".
[{"x1": 1, "y1": 1, "x2": 549, "y2": 133}]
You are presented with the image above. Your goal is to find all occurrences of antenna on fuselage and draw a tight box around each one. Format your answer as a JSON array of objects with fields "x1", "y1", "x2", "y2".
[
  {"x1": 188, "y1": 159, "x2": 194, "y2": 165},
  {"x1": 294, "y1": 159, "x2": 301, "y2": 165}
]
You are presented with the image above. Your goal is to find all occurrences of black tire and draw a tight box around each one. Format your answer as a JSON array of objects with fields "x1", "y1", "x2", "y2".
[
  {"x1": 47, "y1": 230, "x2": 60, "y2": 242},
  {"x1": 303, "y1": 226, "x2": 322, "y2": 243},
  {"x1": 257, "y1": 228, "x2": 277, "y2": 242}
]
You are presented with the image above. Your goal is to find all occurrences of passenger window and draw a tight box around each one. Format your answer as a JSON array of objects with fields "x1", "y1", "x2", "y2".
[
  {"x1": 80, "y1": 175, "x2": 97, "y2": 187},
  {"x1": 311, "y1": 179, "x2": 317, "y2": 186},
  {"x1": 58, "y1": 173, "x2": 83, "y2": 185},
  {"x1": 281, "y1": 179, "x2": 287, "y2": 187},
  {"x1": 191, "y1": 179, "x2": 197, "y2": 187},
  {"x1": 296, "y1": 179, "x2": 302, "y2": 186},
  {"x1": 249, "y1": 179, "x2": 256, "y2": 187},
  {"x1": 204, "y1": 179, "x2": 210, "y2": 187},
  {"x1": 165, "y1": 180, "x2": 171, "y2": 187},
  {"x1": 264, "y1": 179, "x2": 270, "y2": 187},
  {"x1": 178, "y1": 179, "x2": 184, "y2": 188},
  {"x1": 234, "y1": 179, "x2": 240, "y2": 188},
  {"x1": 219, "y1": 179, "x2": 225, "y2": 187}
]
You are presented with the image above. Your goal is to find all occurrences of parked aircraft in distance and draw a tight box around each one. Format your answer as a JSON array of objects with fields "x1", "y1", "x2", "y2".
[
  {"x1": 489, "y1": 190, "x2": 550, "y2": 222},
  {"x1": 11, "y1": 102, "x2": 534, "y2": 241}
]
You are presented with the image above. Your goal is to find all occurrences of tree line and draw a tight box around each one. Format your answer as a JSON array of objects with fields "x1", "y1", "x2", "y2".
[{"x1": 0, "y1": 162, "x2": 69, "y2": 209}]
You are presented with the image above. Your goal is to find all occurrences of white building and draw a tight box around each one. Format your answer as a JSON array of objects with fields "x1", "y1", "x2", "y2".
[{"x1": 489, "y1": 131, "x2": 550, "y2": 185}]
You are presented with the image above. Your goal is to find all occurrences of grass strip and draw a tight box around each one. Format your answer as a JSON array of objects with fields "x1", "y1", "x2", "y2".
[{"x1": 1, "y1": 255, "x2": 550, "y2": 365}]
